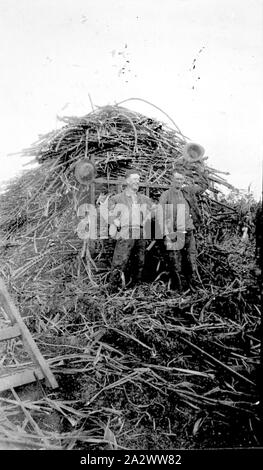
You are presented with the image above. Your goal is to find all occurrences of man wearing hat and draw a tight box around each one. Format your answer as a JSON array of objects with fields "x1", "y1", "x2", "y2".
[
  {"x1": 107, "y1": 169, "x2": 155, "y2": 292},
  {"x1": 157, "y1": 170, "x2": 208, "y2": 292}
]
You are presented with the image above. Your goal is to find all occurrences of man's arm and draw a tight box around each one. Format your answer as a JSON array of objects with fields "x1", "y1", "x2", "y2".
[
  {"x1": 108, "y1": 193, "x2": 120, "y2": 209},
  {"x1": 108, "y1": 194, "x2": 122, "y2": 225}
]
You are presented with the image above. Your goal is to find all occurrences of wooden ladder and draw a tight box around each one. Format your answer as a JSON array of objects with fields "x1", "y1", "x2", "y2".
[{"x1": 0, "y1": 278, "x2": 58, "y2": 392}]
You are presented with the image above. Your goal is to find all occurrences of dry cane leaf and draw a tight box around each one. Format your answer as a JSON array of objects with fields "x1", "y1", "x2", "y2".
[
  {"x1": 104, "y1": 422, "x2": 118, "y2": 450},
  {"x1": 193, "y1": 417, "x2": 203, "y2": 435}
]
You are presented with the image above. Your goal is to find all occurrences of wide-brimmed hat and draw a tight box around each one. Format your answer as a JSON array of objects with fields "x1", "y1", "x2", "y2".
[
  {"x1": 74, "y1": 158, "x2": 97, "y2": 185},
  {"x1": 182, "y1": 142, "x2": 205, "y2": 162}
]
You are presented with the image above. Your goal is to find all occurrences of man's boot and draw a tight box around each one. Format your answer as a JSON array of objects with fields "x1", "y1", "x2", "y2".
[
  {"x1": 169, "y1": 272, "x2": 182, "y2": 293},
  {"x1": 108, "y1": 269, "x2": 123, "y2": 294}
]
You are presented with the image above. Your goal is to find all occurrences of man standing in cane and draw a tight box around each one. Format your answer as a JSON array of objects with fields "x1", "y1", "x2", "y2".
[
  {"x1": 158, "y1": 171, "x2": 208, "y2": 292},
  {"x1": 107, "y1": 169, "x2": 155, "y2": 292}
]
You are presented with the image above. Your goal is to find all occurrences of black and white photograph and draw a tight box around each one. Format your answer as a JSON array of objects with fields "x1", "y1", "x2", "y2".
[{"x1": 0, "y1": 0, "x2": 262, "y2": 462}]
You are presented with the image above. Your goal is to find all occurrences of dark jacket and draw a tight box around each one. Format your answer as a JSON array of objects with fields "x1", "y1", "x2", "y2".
[
  {"x1": 182, "y1": 186, "x2": 203, "y2": 226},
  {"x1": 159, "y1": 182, "x2": 207, "y2": 229}
]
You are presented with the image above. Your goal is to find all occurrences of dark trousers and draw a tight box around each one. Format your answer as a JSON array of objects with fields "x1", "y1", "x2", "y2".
[
  {"x1": 109, "y1": 230, "x2": 147, "y2": 288},
  {"x1": 166, "y1": 230, "x2": 197, "y2": 289}
]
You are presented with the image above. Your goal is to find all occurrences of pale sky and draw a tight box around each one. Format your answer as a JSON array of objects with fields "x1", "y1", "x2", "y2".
[{"x1": 0, "y1": 0, "x2": 262, "y2": 198}]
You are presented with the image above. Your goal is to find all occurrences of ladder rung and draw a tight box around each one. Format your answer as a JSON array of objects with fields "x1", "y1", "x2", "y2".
[
  {"x1": 0, "y1": 368, "x2": 44, "y2": 392},
  {"x1": 0, "y1": 279, "x2": 58, "y2": 389},
  {"x1": 0, "y1": 325, "x2": 21, "y2": 342}
]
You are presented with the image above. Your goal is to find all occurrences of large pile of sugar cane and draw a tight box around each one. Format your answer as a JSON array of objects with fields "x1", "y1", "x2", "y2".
[
  {"x1": 0, "y1": 104, "x2": 261, "y2": 450},
  {"x1": 0, "y1": 104, "x2": 234, "y2": 283}
]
